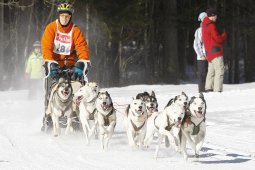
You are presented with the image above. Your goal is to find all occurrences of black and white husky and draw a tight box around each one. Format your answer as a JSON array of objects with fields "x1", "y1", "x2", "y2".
[
  {"x1": 46, "y1": 77, "x2": 73, "y2": 137},
  {"x1": 165, "y1": 91, "x2": 189, "y2": 109},
  {"x1": 135, "y1": 91, "x2": 159, "y2": 146},
  {"x1": 180, "y1": 93, "x2": 207, "y2": 160},
  {"x1": 95, "y1": 91, "x2": 116, "y2": 150},
  {"x1": 136, "y1": 91, "x2": 158, "y2": 118},
  {"x1": 144, "y1": 103, "x2": 185, "y2": 159}
]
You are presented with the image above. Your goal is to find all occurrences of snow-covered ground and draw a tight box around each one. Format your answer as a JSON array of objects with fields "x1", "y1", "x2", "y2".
[{"x1": 0, "y1": 83, "x2": 255, "y2": 170}]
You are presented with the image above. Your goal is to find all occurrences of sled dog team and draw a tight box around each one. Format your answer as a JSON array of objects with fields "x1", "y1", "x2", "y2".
[{"x1": 46, "y1": 79, "x2": 207, "y2": 160}]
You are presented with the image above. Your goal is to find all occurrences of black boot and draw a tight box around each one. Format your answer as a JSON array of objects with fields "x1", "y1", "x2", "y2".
[
  {"x1": 41, "y1": 115, "x2": 53, "y2": 133},
  {"x1": 71, "y1": 111, "x2": 81, "y2": 131}
]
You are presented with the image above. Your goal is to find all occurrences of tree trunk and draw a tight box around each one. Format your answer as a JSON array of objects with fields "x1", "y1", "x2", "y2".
[
  {"x1": 0, "y1": 0, "x2": 4, "y2": 89},
  {"x1": 162, "y1": 0, "x2": 179, "y2": 84}
]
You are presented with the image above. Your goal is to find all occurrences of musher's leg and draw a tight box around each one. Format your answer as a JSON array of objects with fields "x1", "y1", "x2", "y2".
[{"x1": 41, "y1": 62, "x2": 59, "y2": 132}]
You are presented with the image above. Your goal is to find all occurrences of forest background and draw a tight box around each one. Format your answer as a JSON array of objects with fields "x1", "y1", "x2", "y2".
[{"x1": 0, "y1": 0, "x2": 254, "y2": 89}]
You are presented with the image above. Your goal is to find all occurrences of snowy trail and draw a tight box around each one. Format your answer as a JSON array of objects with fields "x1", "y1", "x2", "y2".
[{"x1": 0, "y1": 84, "x2": 255, "y2": 170}]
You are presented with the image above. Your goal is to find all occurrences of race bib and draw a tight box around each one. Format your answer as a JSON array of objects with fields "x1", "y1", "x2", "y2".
[{"x1": 53, "y1": 20, "x2": 74, "y2": 55}]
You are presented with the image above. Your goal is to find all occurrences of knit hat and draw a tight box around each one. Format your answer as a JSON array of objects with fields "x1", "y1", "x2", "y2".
[
  {"x1": 33, "y1": 41, "x2": 41, "y2": 47},
  {"x1": 198, "y1": 12, "x2": 207, "y2": 21},
  {"x1": 206, "y1": 8, "x2": 217, "y2": 17}
]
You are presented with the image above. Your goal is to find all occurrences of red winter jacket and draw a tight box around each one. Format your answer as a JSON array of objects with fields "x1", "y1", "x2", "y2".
[{"x1": 202, "y1": 17, "x2": 227, "y2": 62}]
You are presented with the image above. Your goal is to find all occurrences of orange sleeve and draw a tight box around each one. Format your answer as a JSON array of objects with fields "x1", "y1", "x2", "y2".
[
  {"x1": 72, "y1": 26, "x2": 90, "y2": 61},
  {"x1": 41, "y1": 21, "x2": 56, "y2": 61}
]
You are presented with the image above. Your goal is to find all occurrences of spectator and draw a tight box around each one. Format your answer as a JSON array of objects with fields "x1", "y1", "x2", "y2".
[
  {"x1": 202, "y1": 8, "x2": 227, "y2": 92},
  {"x1": 193, "y1": 12, "x2": 207, "y2": 92},
  {"x1": 25, "y1": 41, "x2": 44, "y2": 99}
]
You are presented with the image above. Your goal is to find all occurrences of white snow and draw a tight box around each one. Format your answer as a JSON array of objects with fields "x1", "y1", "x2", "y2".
[{"x1": 0, "y1": 83, "x2": 255, "y2": 170}]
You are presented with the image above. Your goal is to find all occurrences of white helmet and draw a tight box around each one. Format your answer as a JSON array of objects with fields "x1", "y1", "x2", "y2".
[{"x1": 198, "y1": 12, "x2": 207, "y2": 21}]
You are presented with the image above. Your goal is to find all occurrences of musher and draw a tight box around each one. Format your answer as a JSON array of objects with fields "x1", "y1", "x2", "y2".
[{"x1": 41, "y1": 3, "x2": 91, "y2": 131}]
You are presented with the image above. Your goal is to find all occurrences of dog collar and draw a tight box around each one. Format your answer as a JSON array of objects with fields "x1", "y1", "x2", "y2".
[{"x1": 130, "y1": 119, "x2": 146, "y2": 131}]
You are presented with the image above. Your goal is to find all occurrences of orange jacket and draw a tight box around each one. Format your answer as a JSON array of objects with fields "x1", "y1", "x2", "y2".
[{"x1": 41, "y1": 20, "x2": 90, "y2": 67}]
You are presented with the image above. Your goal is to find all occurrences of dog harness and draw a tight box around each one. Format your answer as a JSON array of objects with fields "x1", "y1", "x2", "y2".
[
  {"x1": 130, "y1": 120, "x2": 146, "y2": 132},
  {"x1": 88, "y1": 109, "x2": 96, "y2": 120},
  {"x1": 83, "y1": 96, "x2": 97, "y2": 120},
  {"x1": 182, "y1": 110, "x2": 205, "y2": 135},
  {"x1": 98, "y1": 107, "x2": 115, "y2": 126},
  {"x1": 191, "y1": 118, "x2": 205, "y2": 135},
  {"x1": 154, "y1": 115, "x2": 175, "y2": 131}
]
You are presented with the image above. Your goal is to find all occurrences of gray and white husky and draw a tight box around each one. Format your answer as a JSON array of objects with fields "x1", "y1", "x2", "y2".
[
  {"x1": 95, "y1": 91, "x2": 116, "y2": 150},
  {"x1": 180, "y1": 93, "x2": 207, "y2": 160},
  {"x1": 46, "y1": 77, "x2": 73, "y2": 137}
]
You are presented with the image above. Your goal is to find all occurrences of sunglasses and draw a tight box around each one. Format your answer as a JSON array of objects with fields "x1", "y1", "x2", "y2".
[{"x1": 59, "y1": 14, "x2": 71, "y2": 19}]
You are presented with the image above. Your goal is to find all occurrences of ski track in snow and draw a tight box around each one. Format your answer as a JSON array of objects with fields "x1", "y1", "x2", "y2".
[{"x1": 0, "y1": 84, "x2": 255, "y2": 170}]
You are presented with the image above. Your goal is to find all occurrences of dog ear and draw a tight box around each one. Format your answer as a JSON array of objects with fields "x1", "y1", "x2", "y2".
[
  {"x1": 182, "y1": 91, "x2": 188, "y2": 97},
  {"x1": 105, "y1": 91, "x2": 110, "y2": 97},
  {"x1": 165, "y1": 98, "x2": 173, "y2": 108},
  {"x1": 151, "y1": 91, "x2": 156, "y2": 97},
  {"x1": 125, "y1": 104, "x2": 130, "y2": 116},
  {"x1": 189, "y1": 96, "x2": 195, "y2": 105},
  {"x1": 58, "y1": 77, "x2": 64, "y2": 83},
  {"x1": 174, "y1": 96, "x2": 178, "y2": 102},
  {"x1": 199, "y1": 92, "x2": 204, "y2": 99}
]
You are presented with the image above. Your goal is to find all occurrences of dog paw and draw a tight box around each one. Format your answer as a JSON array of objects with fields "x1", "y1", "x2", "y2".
[
  {"x1": 131, "y1": 144, "x2": 138, "y2": 149},
  {"x1": 88, "y1": 131, "x2": 93, "y2": 137},
  {"x1": 195, "y1": 153, "x2": 199, "y2": 158},
  {"x1": 144, "y1": 145, "x2": 149, "y2": 149},
  {"x1": 175, "y1": 146, "x2": 181, "y2": 152}
]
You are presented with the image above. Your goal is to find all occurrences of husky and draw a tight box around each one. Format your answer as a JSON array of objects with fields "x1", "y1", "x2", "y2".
[
  {"x1": 46, "y1": 77, "x2": 73, "y2": 137},
  {"x1": 137, "y1": 91, "x2": 158, "y2": 146},
  {"x1": 180, "y1": 93, "x2": 207, "y2": 160},
  {"x1": 124, "y1": 98, "x2": 147, "y2": 149},
  {"x1": 165, "y1": 91, "x2": 189, "y2": 109},
  {"x1": 135, "y1": 91, "x2": 150, "y2": 101},
  {"x1": 74, "y1": 82, "x2": 99, "y2": 144},
  {"x1": 95, "y1": 91, "x2": 116, "y2": 150},
  {"x1": 136, "y1": 91, "x2": 158, "y2": 118},
  {"x1": 144, "y1": 103, "x2": 185, "y2": 159},
  {"x1": 162, "y1": 92, "x2": 189, "y2": 147}
]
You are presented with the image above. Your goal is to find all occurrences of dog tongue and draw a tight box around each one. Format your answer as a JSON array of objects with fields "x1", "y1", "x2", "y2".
[
  {"x1": 195, "y1": 111, "x2": 204, "y2": 119},
  {"x1": 147, "y1": 107, "x2": 154, "y2": 112}
]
